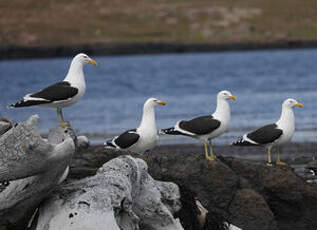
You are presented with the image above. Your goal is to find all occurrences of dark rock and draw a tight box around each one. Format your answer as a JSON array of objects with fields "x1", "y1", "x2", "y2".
[
  {"x1": 174, "y1": 184, "x2": 229, "y2": 230},
  {"x1": 228, "y1": 189, "x2": 276, "y2": 230},
  {"x1": 69, "y1": 146, "x2": 119, "y2": 179},
  {"x1": 144, "y1": 153, "x2": 240, "y2": 216},
  {"x1": 0, "y1": 224, "x2": 8, "y2": 230},
  {"x1": 142, "y1": 153, "x2": 276, "y2": 230},
  {"x1": 143, "y1": 152, "x2": 317, "y2": 230},
  {"x1": 222, "y1": 157, "x2": 317, "y2": 230},
  {"x1": 64, "y1": 146, "x2": 317, "y2": 230}
]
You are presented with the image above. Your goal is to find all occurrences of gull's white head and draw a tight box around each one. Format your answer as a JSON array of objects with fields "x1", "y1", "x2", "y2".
[
  {"x1": 282, "y1": 98, "x2": 303, "y2": 109},
  {"x1": 73, "y1": 53, "x2": 98, "y2": 66},
  {"x1": 217, "y1": 90, "x2": 237, "y2": 101},
  {"x1": 144, "y1": 97, "x2": 166, "y2": 107}
]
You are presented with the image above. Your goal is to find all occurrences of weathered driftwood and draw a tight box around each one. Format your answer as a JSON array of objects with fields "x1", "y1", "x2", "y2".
[
  {"x1": 34, "y1": 155, "x2": 184, "y2": 230},
  {"x1": 0, "y1": 115, "x2": 183, "y2": 229},
  {"x1": 0, "y1": 115, "x2": 76, "y2": 182},
  {"x1": 0, "y1": 115, "x2": 77, "y2": 228}
]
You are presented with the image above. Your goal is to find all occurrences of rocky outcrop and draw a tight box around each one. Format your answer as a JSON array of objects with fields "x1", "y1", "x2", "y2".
[
  {"x1": 144, "y1": 153, "x2": 317, "y2": 230},
  {"x1": 142, "y1": 154, "x2": 277, "y2": 230},
  {"x1": 222, "y1": 157, "x2": 317, "y2": 230},
  {"x1": 34, "y1": 156, "x2": 183, "y2": 230},
  {"x1": 2, "y1": 115, "x2": 317, "y2": 230},
  {"x1": 69, "y1": 147, "x2": 317, "y2": 230}
]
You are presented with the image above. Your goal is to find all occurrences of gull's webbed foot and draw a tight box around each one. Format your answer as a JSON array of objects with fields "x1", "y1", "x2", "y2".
[
  {"x1": 59, "y1": 121, "x2": 70, "y2": 128},
  {"x1": 205, "y1": 154, "x2": 216, "y2": 161},
  {"x1": 276, "y1": 160, "x2": 287, "y2": 166}
]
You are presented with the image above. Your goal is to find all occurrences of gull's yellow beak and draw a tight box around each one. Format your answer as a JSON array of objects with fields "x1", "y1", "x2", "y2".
[
  {"x1": 88, "y1": 58, "x2": 98, "y2": 66},
  {"x1": 230, "y1": 95, "x2": 237, "y2": 101},
  {"x1": 156, "y1": 100, "x2": 166, "y2": 106},
  {"x1": 296, "y1": 103, "x2": 303, "y2": 108}
]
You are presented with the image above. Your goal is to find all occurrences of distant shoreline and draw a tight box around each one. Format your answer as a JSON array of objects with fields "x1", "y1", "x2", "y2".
[{"x1": 1, "y1": 39, "x2": 317, "y2": 60}]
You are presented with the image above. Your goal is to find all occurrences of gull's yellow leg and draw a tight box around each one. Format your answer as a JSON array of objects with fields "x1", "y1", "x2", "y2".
[
  {"x1": 57, "y1": 108, "x2": 69, "y2": 128},
  {"x1": 207, "y1": 140, "x2": 216, "y2": 161},
  {"x1": 204, "y1": 143, "x2": 209, "y2": 160},
  {"x1": 276, "y1": 147, "x2": 287, "y2": 166},
  {"x1": 266, "y1": 148, "x2": 272, "y2": 166}
]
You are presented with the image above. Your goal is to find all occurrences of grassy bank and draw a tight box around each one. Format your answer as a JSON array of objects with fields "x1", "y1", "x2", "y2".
[{"x1": 1, "y1": 0, "x2": 317, "y2": 55}]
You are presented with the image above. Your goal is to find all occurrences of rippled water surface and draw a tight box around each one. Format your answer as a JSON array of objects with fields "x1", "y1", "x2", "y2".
[{"x1": 1, "y1": 49, "x2": 317, "y2": 144}]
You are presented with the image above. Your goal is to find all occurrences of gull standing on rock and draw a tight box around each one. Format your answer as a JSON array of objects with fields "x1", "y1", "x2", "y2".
[
  {"x1": 105, "y1": 98, "x2": 166, "y2": 154},
  {"x1": 9, "y1": 53, "x2": 98, "y2": 127},
  {"x1": 233, "y1": 98, "x2": 302, "y2": 166},
  {"x1": 160, "y1": 90, "x2": 236, "y2": 161}
]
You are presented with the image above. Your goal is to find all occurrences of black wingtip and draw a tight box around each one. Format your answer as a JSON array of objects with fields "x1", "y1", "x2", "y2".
[
  {"x1": 159, "y1": 127, "x2": 182, "y2": 135},
  {"x1": 8, "y1": 100, "x2": 25, "y2": 108},
  {"x1": 159, "y1": 128, "x2": 169, "y2": 135},
  {"x1": 8, "y1": 99, "x2": 49, "y2": 108},
  {"x1": 232, "y1": 137, "x2": 256, "y2": 146},
  {"x1": 232, "y1": 137, "x2": 242, "y2": 146},
  {"x1": 104, "y1": 140, "x2": 116, "y2": 148}
]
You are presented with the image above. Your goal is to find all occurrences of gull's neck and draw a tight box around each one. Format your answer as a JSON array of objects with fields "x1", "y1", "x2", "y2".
[
  {"x1": 64, "y1": 59, "x2": 85, "y2": 87},
  {"x1": 276, "y1": 106, "x2": 295, "y2": 129},
  {"x1": 139, "y1": 104, "x2": 156, "y2": 131},
  {"x1": 213, "y1": 98, "x2": 230, "y2": 123}
]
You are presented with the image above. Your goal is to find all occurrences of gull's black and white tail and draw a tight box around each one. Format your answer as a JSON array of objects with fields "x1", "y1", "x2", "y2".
[
  {"x1": 159, "y1": 127, "x2": 183, "y2": 135},
  {"x1": 104, "y1": 139, "x2": 117, "y2": 149},
  {"x1": 233, "y1": 136, "x2": 257, "y2": 146}
]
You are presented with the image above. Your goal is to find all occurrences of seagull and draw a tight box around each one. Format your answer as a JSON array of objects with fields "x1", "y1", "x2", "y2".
[
  {"x1": 160, "y1": 90, "x2": 236, "y2": 161},
  {"x1": 9, "y1": 53, "x2": 97, "y2": 127},
  {"x1": 104, "y1": 98, "x2": 166, "y2": 154},
  {"x1": 233, "y1": 98, "x2": 302, "y2": 166}
]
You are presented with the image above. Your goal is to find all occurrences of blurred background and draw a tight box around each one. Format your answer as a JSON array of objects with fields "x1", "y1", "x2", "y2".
[{"x1": 0, "y1": 0, "x2": 317, "y2": 145}]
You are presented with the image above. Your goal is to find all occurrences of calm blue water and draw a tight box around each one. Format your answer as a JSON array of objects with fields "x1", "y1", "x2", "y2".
[{"x1": 1, "y1": 49, "x2": 317, "y2": 145}]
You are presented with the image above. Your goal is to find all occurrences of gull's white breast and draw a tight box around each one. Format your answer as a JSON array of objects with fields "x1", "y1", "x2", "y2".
[{"x1": 128, "y1": 128, "x2": 158, "y2": 153}]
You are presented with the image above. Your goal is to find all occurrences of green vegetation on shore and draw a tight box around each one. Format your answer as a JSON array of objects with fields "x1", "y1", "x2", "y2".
[{"x1": 1, "y1": 0, "x2": 317, "y2": 47}]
